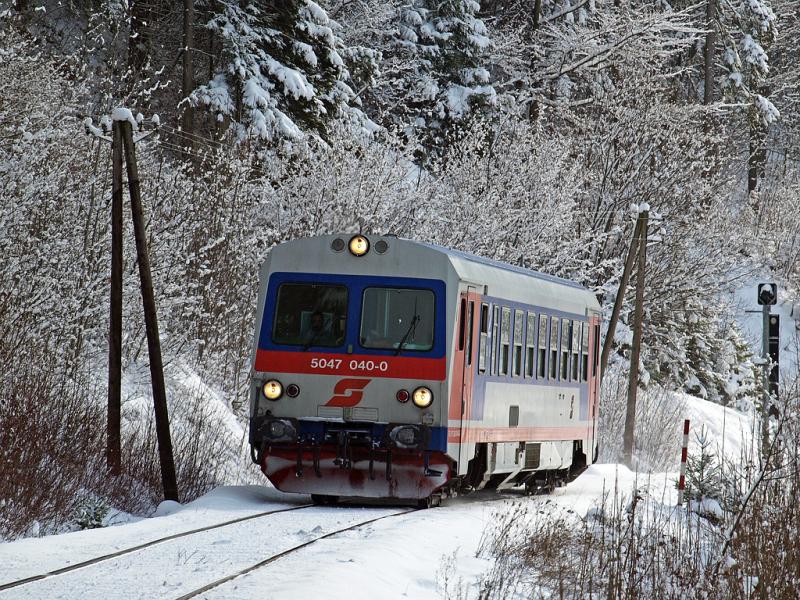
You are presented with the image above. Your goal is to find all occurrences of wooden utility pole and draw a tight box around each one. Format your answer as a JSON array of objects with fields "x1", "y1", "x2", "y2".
[
  {"x1": 107, "y1": 122, "x2": 124, "y2": 476},
  {"x1": 120, "y1": 121, "x2": 179, "y2": 502},
  {"x1": 182, "y1": 0, "x2": 195, "y2": 152},
  {"x1": 600, "y1": 218, "x2": 642, "y2": 380},
  {"x1": 622, "y1": 209, "x2": 649, "y2": 468}
]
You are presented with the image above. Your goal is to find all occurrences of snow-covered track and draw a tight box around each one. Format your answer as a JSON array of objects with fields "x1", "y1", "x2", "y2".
[
  {"x1": 0, "y1": 503, "x2": 312, "y2": 594},
  {"x1": 175, "y1": 507, "x2": 418, "y2": 599}
]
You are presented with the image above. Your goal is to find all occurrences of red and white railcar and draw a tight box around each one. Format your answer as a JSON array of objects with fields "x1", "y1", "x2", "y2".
[{"x1": 248, "y1": 234, "x2": 602, "y2": 505}]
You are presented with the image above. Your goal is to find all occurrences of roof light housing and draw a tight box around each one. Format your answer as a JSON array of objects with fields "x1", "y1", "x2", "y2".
[{"x1": 349, "y1": 235, "x2": 370, "y2": 257}]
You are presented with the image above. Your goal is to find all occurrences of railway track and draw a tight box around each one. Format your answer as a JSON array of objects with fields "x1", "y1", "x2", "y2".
[
  {"x1": 0, "y1": 502, "x2": 420, "y2": 600},
  {"x1": 175, "y1": 507, "x2": 418, "y2": 599},
  {"x1": 0, "y1": 503, "x2": 312, "y2": 594},
  {"x1": 1, "y1": 489, "x2": 530, "y2": 599}
]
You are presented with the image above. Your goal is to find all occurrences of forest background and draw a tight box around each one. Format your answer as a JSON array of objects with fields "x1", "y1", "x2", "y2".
[{"x1": 1, "y1": 0, "x2": 799, "y2": 538}]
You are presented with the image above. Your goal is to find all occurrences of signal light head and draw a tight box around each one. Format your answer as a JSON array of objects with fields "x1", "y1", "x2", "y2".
[
  {"x1": 349, "y1": 235, "x2": 370, "y2": 257},
  {"x1": 758, "y1": 283, "x2": 777, "y2": 306},
  {"x1": 412, "y1": 386, "x2": 433, "y2": 408},
  {"x1": 262, "y1": 379, "x2": 283, "y2": 401}
]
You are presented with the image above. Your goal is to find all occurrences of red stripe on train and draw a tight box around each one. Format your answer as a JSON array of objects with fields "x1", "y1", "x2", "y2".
[{"x1": 255, "y1": 349, "x2": 447, "y2": 381}]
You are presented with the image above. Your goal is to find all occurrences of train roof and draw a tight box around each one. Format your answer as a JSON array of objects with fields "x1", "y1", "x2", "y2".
[
  {"x1": 264, "y1": 234, "x2": 601, "y2": 314},
  {"x1": 406, "y1": 239, "x2": 586, "y2": 291}
]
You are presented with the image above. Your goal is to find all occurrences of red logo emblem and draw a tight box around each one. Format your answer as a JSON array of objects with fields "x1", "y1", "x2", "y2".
[{"x1": 326, "y1": 378, "x2": 371, "y2": 407}]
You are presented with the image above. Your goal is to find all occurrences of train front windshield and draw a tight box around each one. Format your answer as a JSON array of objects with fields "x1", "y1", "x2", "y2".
[
  {"x1": 360, "y1": 287, "x2": 434, "y2": 351},
  {"x1": 272, "y1": 283, "x2": 348, "y2": 347},
  {"x1": 269, "y1": 282, "x2": 435, "y2": 352}
]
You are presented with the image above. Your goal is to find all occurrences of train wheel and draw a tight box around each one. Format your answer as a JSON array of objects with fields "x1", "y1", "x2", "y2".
[
  {"x1": 311, "y1": 494, "x2": 339, "y2": 506},
  {"x1": 417, "y1": 494, "x2": 441, "y2": 509}
]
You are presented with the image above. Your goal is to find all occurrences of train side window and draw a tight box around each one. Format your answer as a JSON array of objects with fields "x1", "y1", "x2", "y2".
[
  {"x1": 458, "y1": 298, "x2": 466, "y2": 351},
  {"x1": 525, "y1": 312, "x2": 536, "y2": 378},
  {"x1": 537, "y1": 315, "x2": 548, "y2": 378},
  {"x1": 492, "y1": 306, "x2": 500, "y2": 375},
  {"x1": 467, "y1": 301, "x2": 475, "y2": 365},
  {"x1": 500, "y1": 307, "x2": 511, "y2": 375},
  {"x1": 582, "y1": 322, "x2": 590, "y2": 382},
  {"x1": 572, "y1": 321, "x2": 580, "y2": 381},
  {"x1": 549, "y1": 317, "x2": 559, "y2": 380},
  {"x1": 561, "y1": 319, "x2": 570, "y2": 381},
  {"x1": 478, "y1": 303, "x2": 489, "y2": 373},
  {"x1": 513, "y1": 309, "x2": 524, "y2": 376}
]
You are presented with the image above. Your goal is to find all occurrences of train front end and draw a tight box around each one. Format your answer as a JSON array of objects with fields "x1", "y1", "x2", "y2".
[{"x1": 248, "y1": 235, "x2": 454, "y2": 501}]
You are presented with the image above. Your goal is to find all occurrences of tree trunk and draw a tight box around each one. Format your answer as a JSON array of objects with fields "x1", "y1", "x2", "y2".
[
  {"x1": 182, "y1": 0, "x2": 195, "y2": 151},
  {"x1": 748, "y1": 122, "x2": 767, "y2": 196},
  {"x1": 128, "y1": 0, "x2": 151, "y2": 73},
  {"x1": 703, "y1": 0, "x2": 716, "y2": 105}
]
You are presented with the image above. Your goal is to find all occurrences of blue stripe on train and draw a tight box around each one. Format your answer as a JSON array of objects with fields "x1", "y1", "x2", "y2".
[{"x1": 470, "y1": 292, "x2": 591, "y2": 422}]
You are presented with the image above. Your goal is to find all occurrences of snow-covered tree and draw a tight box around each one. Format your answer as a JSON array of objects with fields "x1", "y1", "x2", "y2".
[
  {"x1": 382, "y1": 0, "x2": 496, "y2": 161},
  {"x1": 191, "y1": 0, "x2": 373, "y2": 143}
]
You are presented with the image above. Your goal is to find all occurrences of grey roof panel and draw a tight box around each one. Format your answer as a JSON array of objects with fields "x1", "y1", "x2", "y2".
[{"x1": 406, "y1": 239, "x2": 587, "y2": 291}]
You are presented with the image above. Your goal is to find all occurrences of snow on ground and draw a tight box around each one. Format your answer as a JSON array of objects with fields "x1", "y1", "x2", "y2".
[
  {"x1": 0, "y1": 376, "x2": 752, "y2": 599},
  {"x1": 679, "y1": 390, "x2": 755, "y2": 463},
  {"x1": 0, "y1": 465, "x2": 676, "y2": 600},
  {"x1": 0, "y1": 486, "x2": 302, "y2": 587}
]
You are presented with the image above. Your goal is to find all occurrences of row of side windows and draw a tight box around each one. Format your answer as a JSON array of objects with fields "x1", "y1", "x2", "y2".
[{"x1": 476, "y1": 303, "x2": 594, "y2": 383}]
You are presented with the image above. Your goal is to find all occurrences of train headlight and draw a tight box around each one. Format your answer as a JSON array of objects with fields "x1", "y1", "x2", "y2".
[
  {"x1": 396, "y1": 389, "x2": 410, "y2": 403},
  {"x1": 349, "y1": 235, "x2": 370, "y2": 257},
  {"x1": 262, "y1": 379, "x2": 283, "y2": 401},
  {"x1": 412, "y1": 386, "x2": 433, "y2": 408}
]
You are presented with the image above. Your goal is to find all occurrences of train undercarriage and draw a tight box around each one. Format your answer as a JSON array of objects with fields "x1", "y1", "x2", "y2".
[{"x1": 251, "y1": 416, "x2": 592, "y2": 508}]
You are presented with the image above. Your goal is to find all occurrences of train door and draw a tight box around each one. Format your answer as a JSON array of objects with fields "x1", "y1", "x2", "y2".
[
  {"x1": 456, "y1": 288, "x2": 478, "y2": 469},
  {"x1": 588, "y1": 315, "x2": 601, "y2": 462}
]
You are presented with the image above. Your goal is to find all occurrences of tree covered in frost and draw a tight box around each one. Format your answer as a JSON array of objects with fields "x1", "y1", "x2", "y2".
[
  {"x1": 718, "y1": 0, "x2": 777, "y2": 120},
  {"x1": 382, "y1": 0, "x2": 496, "y2": 161},
  {"x1": 191, "y1": 0, "x2": 374, "y2": 142}
]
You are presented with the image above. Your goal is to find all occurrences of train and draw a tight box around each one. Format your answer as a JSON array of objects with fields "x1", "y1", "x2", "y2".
[{"x1": 248, "y1": 234, "x2": 602, "y2": 506}]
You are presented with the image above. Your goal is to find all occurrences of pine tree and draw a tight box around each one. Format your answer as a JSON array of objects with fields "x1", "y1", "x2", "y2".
[
  {"x1": 385, "y1": 0, "x2": 496, "y2": 162},
  {"x1": 191, "y1": 0, "x2": 372, "y2": 143},
  {"x1": 682, "y1": 426, "x2": 723, "y2": 506}
]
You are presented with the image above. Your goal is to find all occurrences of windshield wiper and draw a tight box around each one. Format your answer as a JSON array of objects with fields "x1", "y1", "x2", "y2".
[
  {"x1": 303, "y1": 332, "x2": 320, "y2": 351},
  {"x1": 395, "y1": 299, "x2": 420, "y2": 356}
]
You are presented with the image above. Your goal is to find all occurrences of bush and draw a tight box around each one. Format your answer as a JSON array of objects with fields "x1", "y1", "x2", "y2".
[{"x1": 0, "y1": 362, "x2": 106, "y2": 540}]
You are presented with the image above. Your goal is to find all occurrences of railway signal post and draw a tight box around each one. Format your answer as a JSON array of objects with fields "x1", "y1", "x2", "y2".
[{"x1": 757, "y1": 282, "x2": 777, "y2": 462}]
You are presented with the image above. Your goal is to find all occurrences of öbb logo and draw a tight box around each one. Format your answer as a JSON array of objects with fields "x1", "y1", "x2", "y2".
[{"x1": 325, "y1": 378, "x2": 370, "y2": 407}]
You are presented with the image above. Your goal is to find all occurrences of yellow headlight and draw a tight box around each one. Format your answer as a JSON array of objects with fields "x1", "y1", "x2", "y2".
[
  {"x1": 412, "y1": 386, "x2": 433, "y2": 408},
  {"x1": 348, "y1": 235, "x2": 370, "y2": 257},
  {"x1": 262, "y1": 379, "x2": 283, "y2": 401}
]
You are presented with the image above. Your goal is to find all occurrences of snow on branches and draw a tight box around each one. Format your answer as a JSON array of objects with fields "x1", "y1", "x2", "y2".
[{"x1": 191, "y1": 0, "x2": 373, "y2": 143}]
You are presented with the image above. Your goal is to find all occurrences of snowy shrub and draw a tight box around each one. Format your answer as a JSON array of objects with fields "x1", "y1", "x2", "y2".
[
  {"x1": 473, "y1": 492, "x2": 727, "y2": 599},
  {"x1": 72, "y1": 497, "x2": 111, "y2": 531},
  {"x1": 0, "y1": 363, "x2": 107, "y2": 540},
  {"x1": 680, "y1": 425, "x2": 727, "y2": 522},
  {"x1": 598, "y1": 365, "x2": 688, "y2": 469}
]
